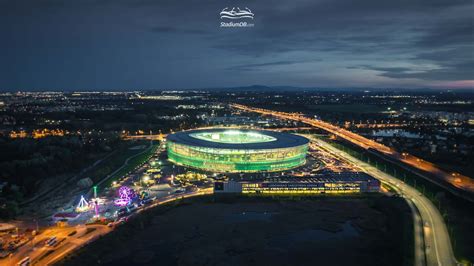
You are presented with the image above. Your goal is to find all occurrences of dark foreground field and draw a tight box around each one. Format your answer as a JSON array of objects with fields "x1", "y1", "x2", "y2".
[{"x1": 60, "y1": 195, "x2": 413, "y2": 266}]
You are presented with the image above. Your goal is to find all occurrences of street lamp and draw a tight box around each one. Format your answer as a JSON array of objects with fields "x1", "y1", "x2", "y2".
[{"x1": 142, "y1": 175, "x2": 150, "y2": 187}]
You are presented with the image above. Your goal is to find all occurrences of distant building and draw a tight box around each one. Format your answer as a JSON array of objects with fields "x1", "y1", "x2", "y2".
[
  {"x1": 215, "y1": 172, "x2": 380, "y2": 194},
  {"x1": 207, "y1": 116, "x2": 287, "y2": 127}
]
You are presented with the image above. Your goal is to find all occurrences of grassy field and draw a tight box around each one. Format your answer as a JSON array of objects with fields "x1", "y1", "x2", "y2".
[
  {"x1": 84, "y1": 142, "x2": 151, "y2": 184},
  {"x1": 19, "y1": 140, "x2": 152, "y2": 208},
  {"x1": 320, "y1": 135, "x2": 474, "y2": 264},
  {"x1": 100, "y1": 142, "x2": 160, "y2": 189},
  {"x1": 59, "y1": 195, "x2": 413, "y2": 266}
]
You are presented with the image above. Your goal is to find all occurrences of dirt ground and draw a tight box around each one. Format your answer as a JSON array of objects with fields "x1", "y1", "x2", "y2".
[{"x1": 61, "y1": 195, "x2": 412, "y2": 266}]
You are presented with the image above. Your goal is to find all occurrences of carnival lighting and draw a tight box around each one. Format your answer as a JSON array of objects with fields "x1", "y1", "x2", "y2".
[
  {"x1": 76, "y1": 195, "x2": 90, "y2": 212},
  {"x1": 139, "y1": 190, "x2": 149, "y2": 200},
  {"x1": 114, "y1": 186, "x2": 134, "y2": 206},
  {"x1": 93, "y1": 199, "x2": 99, "y2": 217}
]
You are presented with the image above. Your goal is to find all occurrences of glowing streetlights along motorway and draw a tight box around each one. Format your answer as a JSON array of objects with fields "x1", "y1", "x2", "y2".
[
  {"x1": 231, "y1": 104, "x2": 474, "y2": 194},
  {"x1": 307, "y1": 135, "x2": 457, "y2": 266}
]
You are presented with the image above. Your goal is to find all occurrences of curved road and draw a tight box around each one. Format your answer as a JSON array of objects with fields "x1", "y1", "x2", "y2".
[
  {"x1": 5, "y1": 224, "x2": 110, "y2": 266},
  {"x1": 5, "y1": 189, "x2": 213, "y2": 265},
  {"x1": 91, "y1": 140, "x2": 155, "y2": 192},
  {"x1": 309, "y1": 136, "x2": 456, "y2": 266},
  {"x1": 232, "y1": 104, "x2": 474, "y2": 194}
]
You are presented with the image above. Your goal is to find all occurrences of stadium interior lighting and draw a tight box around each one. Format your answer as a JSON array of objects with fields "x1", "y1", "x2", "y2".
[{"x1": 167, "y1": 129, "x2": 309, "y2": 173}]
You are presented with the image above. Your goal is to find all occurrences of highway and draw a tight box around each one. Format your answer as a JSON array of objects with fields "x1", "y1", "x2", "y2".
[
  {"x1": 232, "y1": 104, "x2": 474, "y2": 195},
  {"x1": 6, "y1": 189, "x2": 213, "y2": 266},
  {"x1": 5, "y1": 224, "x2": 111, "y2": 266},
  {"x1": 308, "y1": 135, "x2": 457, "y2": 266}
]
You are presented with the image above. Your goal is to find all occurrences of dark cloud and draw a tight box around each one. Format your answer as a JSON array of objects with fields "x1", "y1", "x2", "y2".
[
  {"x1": 149, "y1": 26, "x2": 209, "y2": 35},
  {"x1": 416, "y1": 17, "x2": 474, "y2": 48},
  {"x1": 380, "y1": 68, "x2": 473, "y2": 81},
  {"x1": 0, "y1": 0, "x2": 472, "y2": 89},
  {"x1": 226, "y1": 60, "x2": 318, "y2": 71},
  {"x1": 348, "y1": 66, "x2": 413, "y2": 73},
  {"x1": 350, "y1": 60, "x2": 474, "y2": 81}
]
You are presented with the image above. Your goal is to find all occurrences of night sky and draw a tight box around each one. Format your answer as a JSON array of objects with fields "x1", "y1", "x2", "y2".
[{"x1": 0, "y1": 0, "x2": 473, "y2": 90}]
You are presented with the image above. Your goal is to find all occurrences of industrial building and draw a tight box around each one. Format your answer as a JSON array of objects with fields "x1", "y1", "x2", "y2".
[{"x1": 214, "y1": 172, "x2": 381, "y2": 194}]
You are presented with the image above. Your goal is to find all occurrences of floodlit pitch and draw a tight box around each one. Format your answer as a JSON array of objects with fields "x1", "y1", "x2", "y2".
[{"x1": 166, "y1": 129, "x2": 309, "y2": 172}]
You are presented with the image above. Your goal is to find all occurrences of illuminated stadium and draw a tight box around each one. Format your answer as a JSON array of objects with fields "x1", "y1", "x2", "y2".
[{"x1": 166, "y1": 129, "x2": 309, "y2": 172}]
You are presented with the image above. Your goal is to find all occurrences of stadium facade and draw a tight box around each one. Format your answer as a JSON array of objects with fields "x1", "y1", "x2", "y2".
[
  {"x1": 214, "y1": 172, "x2": 381, "y2": 194},
  {"x1": 166, "y1": 129, "x2": 309, "y2": 172}
]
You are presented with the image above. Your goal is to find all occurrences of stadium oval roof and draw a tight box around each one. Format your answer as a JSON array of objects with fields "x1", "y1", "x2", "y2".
[{"x1": 166, "y1": 128, "x2": 309, "y2": 150}]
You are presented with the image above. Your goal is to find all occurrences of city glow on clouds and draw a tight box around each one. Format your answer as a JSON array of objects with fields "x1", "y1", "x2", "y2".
[{"x1": 432, "y1": 80, "x2": 474, "y2": 88}]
